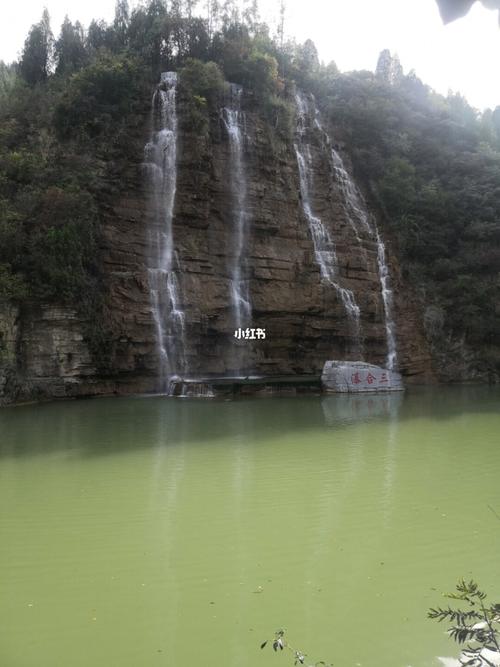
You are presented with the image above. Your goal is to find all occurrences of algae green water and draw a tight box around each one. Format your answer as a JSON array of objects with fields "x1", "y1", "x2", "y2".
[{"x1": 1, "y1": 387, "x2": 499, "y2": 667}]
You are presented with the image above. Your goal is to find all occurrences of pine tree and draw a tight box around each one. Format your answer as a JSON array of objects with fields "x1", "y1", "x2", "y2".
[
  {"x1": 55, "y1": 17, "x2": 87, "y2": 75},
  {"x1": 114, "y1": 0, "x2": 130, "y2": 47},
  {"x1": 86, "y1": 19, "x2": 109, "y2": 53},
  {"x1": 277, "y1": 0, "x2": 286, "y2": 52},
  {"x1": 376, "y1": 49, "x2": 403, "y2": 85},
  {"x1": 19, "y1": 8, "x2": 54, "y2": 85}
]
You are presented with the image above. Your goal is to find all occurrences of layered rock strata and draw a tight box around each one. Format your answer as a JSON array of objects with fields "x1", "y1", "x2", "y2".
[{"x1": 1, "y1": 85, "x2": 440, "y2": 404}]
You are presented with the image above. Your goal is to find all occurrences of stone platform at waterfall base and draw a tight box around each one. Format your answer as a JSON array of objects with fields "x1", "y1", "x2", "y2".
[
  {"x1": 321, "y1": 361, "x2": 404, "y2": 393},
  {"x1": 171, "y1": 375, "x2": 322, "y2": 396},
  {"x1": 171, "y1": 363, "x2": 403, "y2": 396}
]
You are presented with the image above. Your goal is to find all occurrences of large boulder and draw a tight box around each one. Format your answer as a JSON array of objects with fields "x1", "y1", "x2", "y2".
[{"x1": 321, "y1": 360, "x2": 404, "y2": 393}]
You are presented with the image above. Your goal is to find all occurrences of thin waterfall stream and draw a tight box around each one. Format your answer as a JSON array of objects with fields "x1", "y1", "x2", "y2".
[
  {"x1": 308, "y1": 94, "x2": 397, "y2": 369},
  {"x1": 222, "y1": 84, "x2": 252, "y2": 375},
  {"x1": 375, "y1": 231, "x2": 398, "y2": 370},
  {"x1": 328, "y1": 143, "x2": 398, "y2": 370},
  {"x1": 222, "y1": 84, "x2": 252, "y2": 331},
  {"x1": 297, "y1": 90, "x2": 398, "y2": 369},
  {"x1": 143, "y1": 72, "x2": 187, "y2": 392},
  {"x1": 294, "y1": 91, "x2": 362, "y2": 347}
]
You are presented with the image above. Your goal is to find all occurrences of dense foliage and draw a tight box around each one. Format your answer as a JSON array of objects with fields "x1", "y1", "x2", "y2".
[
  {"x1": 0, "y1": 0, "x2": 499, "y2": 370},
  {"x1": 322, "y1": 53, "x2": 500, "y2": 364}
]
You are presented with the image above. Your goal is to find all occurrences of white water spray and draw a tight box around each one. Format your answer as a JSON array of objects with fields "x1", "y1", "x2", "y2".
[
  {"x1": 325, "y1": 127, "x2": 398, "y2": 369},
  {"x1": 222, "y1": 84, "x2": 252, "y2": 332},
  {"x1": 375, "y1": 231, "x2": 397, "y2": 370},
  {"x1": 294, "y1": 91, "x2": 361, "y2": 340},
  {"x1": 143, "y1": 72, "x2": 187, "y2": 392},
  {"x1": 298, "y1": 90, "x2": 398, "y2": 368}
]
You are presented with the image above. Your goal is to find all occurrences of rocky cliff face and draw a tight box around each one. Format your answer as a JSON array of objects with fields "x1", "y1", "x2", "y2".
[
  {"x1": 0, "y1": 82, "x2": 448, "y2": 405},
  {"x1": 173, "y1": 90, "x2": 433, "y2": 382}
]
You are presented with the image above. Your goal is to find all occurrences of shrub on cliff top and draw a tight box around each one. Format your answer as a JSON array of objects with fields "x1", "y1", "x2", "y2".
[
  {"x1": 54, "y1": 52, "x2": 144, "y2": 141},
  {"x1": 178, "y1": 58, "x2": 225, "y2": 135},
  {"x1": 179, "y1": 58, "x2": 225, "y2": 106}
]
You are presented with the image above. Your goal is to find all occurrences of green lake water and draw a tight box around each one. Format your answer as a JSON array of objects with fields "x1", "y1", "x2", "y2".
[{"x1": 1, "y1": 387, "x2": 499, "y2": 667}]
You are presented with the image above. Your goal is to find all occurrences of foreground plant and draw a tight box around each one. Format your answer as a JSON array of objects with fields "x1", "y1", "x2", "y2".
[
  {"x1": 429, "y1": 580, "x2": 500, "y2": 667},
  {"x1": 260, "y1": 629, "x2": 333, "y2": 666}
]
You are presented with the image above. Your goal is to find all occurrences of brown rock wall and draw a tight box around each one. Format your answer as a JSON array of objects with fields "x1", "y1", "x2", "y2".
[{"x1": 1, "y1": 87, "x2": 440, "y2": 404}]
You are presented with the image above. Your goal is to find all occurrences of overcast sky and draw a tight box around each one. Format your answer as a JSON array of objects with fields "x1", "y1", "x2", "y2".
[{"x1": 1, "y1": 0, "x2": 499, "y2": 110}]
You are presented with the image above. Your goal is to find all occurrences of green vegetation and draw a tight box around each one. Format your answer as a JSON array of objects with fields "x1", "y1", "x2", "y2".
[
  {"x1": 429, "y1": 579, "x2": 500, "y2": 666},
  {"x1": 322, "y1": 51, "x2": 500, "y2": 365},
  {"x1": 178, "y1": 58, "x2": 226, "y2": 136},
  {"x1": 260, "y1": 628, "x2": 333, "y2": 666},
  {"x1": 261, "y1": 579, "x2": 500, "y2": 667},
  {"x1": 0, "y1": 1, "x2": 499, "y2": 370}
]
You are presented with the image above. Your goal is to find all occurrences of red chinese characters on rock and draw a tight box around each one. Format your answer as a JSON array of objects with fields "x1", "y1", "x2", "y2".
[
  {"x1": 349, "y1": 370, "x2": 390, "y2": 386},
  {"x1": 351, "y1": 372, "x2": 362, "y2": 384}
]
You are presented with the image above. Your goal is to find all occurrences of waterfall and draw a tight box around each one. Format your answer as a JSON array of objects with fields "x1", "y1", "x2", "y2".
[
  {"x1": 294, "y1": 92, "x2": 361, "y2": 340},
  {"x1": 375, "y1": 231, "x2": 397, "y2": 370},
  {"x1": 329, "y1": 145, "x2": 398, "y2": 369},
  {"x1": 299, "y1": 90, "x2": 398, "y2": 369},
  {"x1": 222, "y1": 84, "x2": 252, "y2": 333},
  {"x1": 312, "y1": 107, "x2": 370, "y2": 244},
  {"x1": 329, "y1": 146, "x2": 373, "y2": 241},
  {"x1": 143, "y1": 71, "x2": 187, "y2": 393},
  {"x1": 323, "y1": 123, "x2": 398, "y2": 369}
]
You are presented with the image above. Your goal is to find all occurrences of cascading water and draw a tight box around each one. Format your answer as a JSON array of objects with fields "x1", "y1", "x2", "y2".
[
  {"x1": 222, "y1": 84, "x2": 252, "y2": 333},
  {"x1": 328, "y1": 146, "x2": 398, "y2": 369},
  {"x1": 299, "y1": 90, "x2": 398, "y2": 369},
  {"x1": 143, "y1": 71, "x2": 187, "y2": 393},
  {"x1": 323, "y1": 121, "x2": 398, "y2": 370},
  {"x1": 294, "y1": 92, "x2": 361, "y2": 342},
  {"x1": 312, "y1": 108, "x2": 369, "y2": 244},
  {"x1": 329, "y1": 146, "x2": 373, "y2": 240},
  {"x1": 375, "y1": 231, "x2": 397, "y2": 370}
]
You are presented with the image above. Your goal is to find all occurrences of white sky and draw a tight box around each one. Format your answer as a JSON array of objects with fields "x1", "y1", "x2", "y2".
[{"x1": 1, "y1": 0, "x2": 499, "y2": 110}]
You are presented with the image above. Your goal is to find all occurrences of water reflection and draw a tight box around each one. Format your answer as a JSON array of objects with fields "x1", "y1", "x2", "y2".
[
  {"x1": 1, "y1": 386, "x2": 499, "y2": 460},
  {"x1": 1, "y1": 388, "x2": 500, "y2": 667},
  {"x1": 321, "y1": 391, "x2": 404, "y2": 426}
]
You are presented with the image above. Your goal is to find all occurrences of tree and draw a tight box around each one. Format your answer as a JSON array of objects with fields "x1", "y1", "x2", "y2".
[
  {"x1": 53, "y1": 53, "x2": 142, "y2": 140},
  {"x1": 86, "y1": 19, "x2": 110, "y2": 53},
  {"x1": 127, "y1": 1, "x2": 168, "y2": 75},
  {"x1": 185, "y1": 0, "x2": 198, "y2": 20},
  {"x1": 447, "y1": 91, "x2": 478, "y2": 127},
  {"x1": 492, "y1": 106, "x2": 500, "y2": 140},
  {"x1": 55, "y1": 17, "x2": 87, "y2": 75},
  {"x1": 0, "y1": 62, "x2": 17, "y2": 101},
  {"x1": 19, "y1": 8, "x2": 54, "y2": 85},
  {"x1": 113, "y1": 0, "x2": 130, "y2": 47},
  {"x1": 376, "y1": 49, "x2": 403, "y2": 85},
  {"x1": 242, "y1": 0, "x2": 259, "y2": 34},
  {"x1": 206, "y1": 0, "x2": 219, "y2": 41},
  {"x1": 218, "y1": 0, "x2": 242, "y2": 30},
  {"x1": 297, "y1": 39, "x2": 319, "y2": 74},
  {"x1": 277, "y1": 0, "x2": 286, "y2": 51}
]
